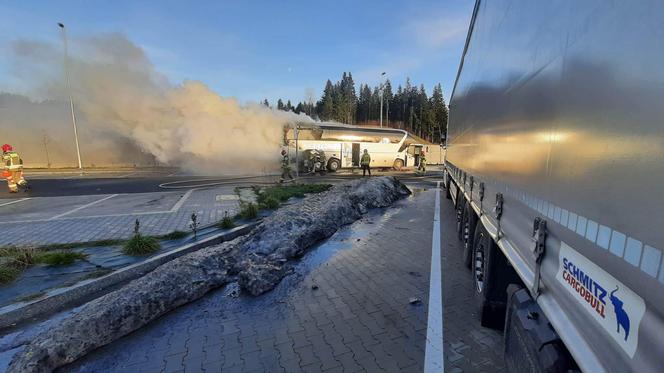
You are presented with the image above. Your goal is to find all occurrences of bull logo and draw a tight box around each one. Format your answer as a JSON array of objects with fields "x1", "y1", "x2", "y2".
[{"x1": 610, "y1": 286, "x2": 630, "y2": 341}]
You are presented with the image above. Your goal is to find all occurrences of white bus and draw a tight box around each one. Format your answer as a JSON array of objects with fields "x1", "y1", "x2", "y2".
[{"x1": 285, "y1": 122, "x2": 413, "y2": 171}]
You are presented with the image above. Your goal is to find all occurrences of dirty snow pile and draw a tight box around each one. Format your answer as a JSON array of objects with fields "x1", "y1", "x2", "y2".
[{"x1": 8, "y1": 176, "x2": 410, "y2": 372}]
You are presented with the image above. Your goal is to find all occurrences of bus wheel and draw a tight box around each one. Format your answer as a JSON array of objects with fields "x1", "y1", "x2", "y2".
[
  {"x1": 327, "y1": 158, "x2": 340, "y2": 172},
  {"x1": 393, "y1": 159, "x2": 404, "y2": 170}
]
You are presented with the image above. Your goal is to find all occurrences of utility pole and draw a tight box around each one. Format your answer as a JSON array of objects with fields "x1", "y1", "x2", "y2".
[
  {"x1": 294, "y1": 125, "x2": 299, "y2": 178},
  {"x1": 379, "y1": 72, "x2": 386, "y2": 127},
  {"x1": 58, "y1": 22, "x2": 83, "y2": 170},
  {"x1": 42, "y1": 131, "x2": 51, "y2": 168}
]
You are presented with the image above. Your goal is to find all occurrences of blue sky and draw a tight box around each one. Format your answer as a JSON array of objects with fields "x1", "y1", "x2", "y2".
[{"x1": 0, "y1": 0, "x2": 474, "y2": 104}]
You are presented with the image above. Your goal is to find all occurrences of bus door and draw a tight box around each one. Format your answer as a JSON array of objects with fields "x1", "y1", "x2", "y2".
[
  {"x1": 408, "y1": 144, "x2": 423, "y2": 166},
  {"x1": 352, "y1": 143, "x2": 360, "y2": 167}
]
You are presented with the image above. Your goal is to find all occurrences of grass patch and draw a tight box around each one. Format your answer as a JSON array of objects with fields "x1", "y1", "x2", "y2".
[
  {"x1": 237, "y1": 202, "x2": 259, "y2": 219},
  {"x1": 0, "y1": 265, "x2": 20, "y2": 285},
  {"x1": 260, "y1": 195, "x2": 280, "y2": 210},
  {"x1": 218, "y1": 213, "x2": 235, "y2": 229},
  {"x1": 153, "y1": 230, "x2": 188, "y2": 240},
  {"x1": 36, "y1": 251, "x2": 87, "y2": 266},
  {"x1": 0, "y1": 247, "x2": 87, "y2": 267},
  {"x1": 0, "y1": 247, "x2": 88, "y2": 285},
  {"x1": 39, "y1": 239, "x2": 126, "y2": 251},
  {"x1": 0, "y1": 247, "x2": 38, "y2": 267},
  {"x1": 122, "y1": 234, "x2": 160, "y2": 256}
]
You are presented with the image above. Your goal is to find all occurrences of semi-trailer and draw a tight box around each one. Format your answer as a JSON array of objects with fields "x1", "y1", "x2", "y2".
[{"x1": 445, "y1": 1, "x2": 664, "y2": 372}]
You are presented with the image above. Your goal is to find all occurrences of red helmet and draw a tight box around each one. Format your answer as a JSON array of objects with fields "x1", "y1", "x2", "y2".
[{"x1": 1, "y1": 144, "x2": 12, "y2": 153}]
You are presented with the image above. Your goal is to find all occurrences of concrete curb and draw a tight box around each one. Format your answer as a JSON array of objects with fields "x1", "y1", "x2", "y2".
[{"x1": 0, "y1": 222, "x2": 258, "y2": 331}]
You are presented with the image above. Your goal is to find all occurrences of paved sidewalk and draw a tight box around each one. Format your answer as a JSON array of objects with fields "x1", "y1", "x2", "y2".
[
  {"x1": 54, "y1": 184, "x2": 506, "y2": 373},
  {"x1": 64, "y1": 189, "x2": 435, "y2": 372},
  {"x1": 0, "y1": 187, "x2": 241, "y2": 246}
]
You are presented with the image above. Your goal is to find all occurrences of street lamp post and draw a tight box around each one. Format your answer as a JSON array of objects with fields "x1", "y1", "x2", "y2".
[
  {"x1": 58, "y1": 22, "x2": 83, "y2": 170},
  {"x1": 379, "y1": 72, "x2": 386, "y2": 128}
]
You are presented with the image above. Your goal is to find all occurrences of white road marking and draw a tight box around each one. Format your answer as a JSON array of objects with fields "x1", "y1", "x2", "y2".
[
  {"x1": 424, "y1": 181, "x2": 444, "y2": 372},
  {"x1": 0, "y1": 198, "x2": 31, "y2": 208},
  {"x1": 0, "y1": 190, "x2": 198, "y2": 224},
  {"x1": 170, "y1": 189, "x2": 196, "y2": 212},
  {"x1": 216, "y1": 194, "x2": 239, "y2": 201},
  {"x1": 0, "y1": 210, "x2": 171, "y2": 224},
  {"x1": 49, "y1": 194, "x2": 118, "y2": 220}
]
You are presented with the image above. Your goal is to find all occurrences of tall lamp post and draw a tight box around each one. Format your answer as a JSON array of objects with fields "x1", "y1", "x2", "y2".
[
  {"x1": 58, "y1": 22, "x2": 83, "y2": 170},
  {"x1": 379, "y1": 72, "x2": 386, "y2": 128}
]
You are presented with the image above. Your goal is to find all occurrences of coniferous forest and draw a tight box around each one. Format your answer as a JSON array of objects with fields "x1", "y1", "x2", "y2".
[{"x1": 264, "y1": 72, "x2": 449, "y2": 144}]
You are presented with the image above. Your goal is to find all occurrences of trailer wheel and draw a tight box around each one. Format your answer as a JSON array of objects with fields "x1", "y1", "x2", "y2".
[
  {"x1": 456, "y1": 198, "x2": 466, "y2": 241},
  {"x1": 472, "y1": 223, "x2": 510, "y2": 329},
  {"x1": 393, "y1": 159, "x2": 404, "y2": 170},
  {"x1": 444, "y1": 172, "x2": 452, "y2": 199},
  {"x1": 462, "y1": 203, "x2": 477, "y2": 269},
  {"x1": 327, "y1": 158, "x2": 340, "y2": 172}
]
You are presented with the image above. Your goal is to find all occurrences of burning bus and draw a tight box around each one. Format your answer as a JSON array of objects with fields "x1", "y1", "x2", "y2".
[{"x1": 284, "y1": 122, "x2": 442, "y2": 171}]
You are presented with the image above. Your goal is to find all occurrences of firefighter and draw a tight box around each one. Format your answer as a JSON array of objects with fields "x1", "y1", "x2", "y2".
[
  {"x1": 418, "y1": 151, "x2": 427, "y2": 174},
  {"x1": 280, "y1": 149, "x2": 293, "y2": 182},
  {"x1": 360, "y1": 149, "x2": 371, "y2": 176},
  {"x1": 2, "y1": 144, "x2": 26, "y2": 193}
]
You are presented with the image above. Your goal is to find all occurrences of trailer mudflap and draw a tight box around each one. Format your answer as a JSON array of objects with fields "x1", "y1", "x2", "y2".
[{"x1": 505, "y1": 286, "x2": 579, "y2": 373}]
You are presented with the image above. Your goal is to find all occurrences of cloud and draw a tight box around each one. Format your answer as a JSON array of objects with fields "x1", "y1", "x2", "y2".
[{"x1": 405, "y1": 15, "x2": 469, "y2": 49}]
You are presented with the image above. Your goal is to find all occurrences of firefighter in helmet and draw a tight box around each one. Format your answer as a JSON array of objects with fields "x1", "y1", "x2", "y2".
[
  {"x1": 2, "y1": 144, "x2": 27, "y2": 193},
  {"x1": 360, "y1": 149, "x2": 371, "y2": 176},
  {"x1": 280, "y1": 149, "x2": 293, "y2": 182},
  {"x1": 418, "y1": 151, "x2": 427, "y2": 174}
]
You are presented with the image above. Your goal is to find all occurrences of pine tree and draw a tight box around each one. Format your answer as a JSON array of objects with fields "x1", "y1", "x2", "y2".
[
  {"x1": 430, "y1": 83, "x2": 448, "y2": 143},
  {"x1": 357, "y1": 84, "x2": 371, "y2": 123},
  {"x1": 371, "y1": 86, "x2": 381, "y2": 122},
  {"x1": 318, "y1": 80, "x2": 336, "y2": 120},
  {"x1": 262, "y1": 99, "x2": 270, "y2": 107},
  {"x1": 277, "y1": 99, "x2": 284, "y2": 111},
  {"x1": 393, "y1": 85, "x2": 404, "y2": 128}
]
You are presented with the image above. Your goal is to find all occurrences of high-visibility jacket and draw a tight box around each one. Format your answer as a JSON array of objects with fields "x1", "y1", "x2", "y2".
[
  {"x1": 360, "y1": 153, "x2": 371, "y2": 166},
  {"x1": 2, "y1": 151, "x2": 22, "y2": 171}
]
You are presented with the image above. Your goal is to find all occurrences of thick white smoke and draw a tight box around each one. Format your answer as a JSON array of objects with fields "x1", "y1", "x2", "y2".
[{"x1": 3, "y1": 33, "x2": 311, "y2": 173}]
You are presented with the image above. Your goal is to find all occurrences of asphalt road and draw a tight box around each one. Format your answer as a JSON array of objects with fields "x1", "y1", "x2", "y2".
[{"x1": 0, "y1": 170, "x2": 442, "y2": 199}]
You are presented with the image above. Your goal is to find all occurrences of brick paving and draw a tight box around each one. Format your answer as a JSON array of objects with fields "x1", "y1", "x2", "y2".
[
  {"x1": 53, "y1": 184, "x2": 507, "y2": 373},
  {"x1": 439, "y1": 192, "x2": 507, "y2": 372},
  {"x1": 0, "y1": 187, "x2": 241, "y2": 246}
]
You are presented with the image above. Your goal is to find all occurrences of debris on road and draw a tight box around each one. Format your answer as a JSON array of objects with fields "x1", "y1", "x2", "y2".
[
  {"x1": 8, "y1": 176, "x2": 410, "y2": 373},
  {"x1": 409, "y1": 297, "x2": 422, "y2": 305}
]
